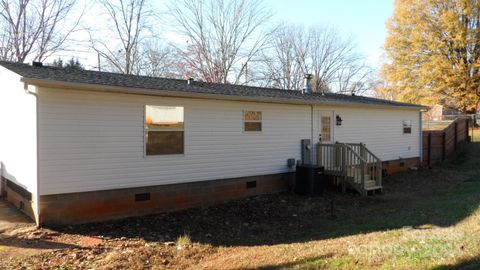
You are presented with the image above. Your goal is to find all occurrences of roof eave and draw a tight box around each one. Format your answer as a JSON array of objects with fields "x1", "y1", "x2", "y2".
[{"x1": 20, "y1": 77, "x2": 426, "y2": 110}]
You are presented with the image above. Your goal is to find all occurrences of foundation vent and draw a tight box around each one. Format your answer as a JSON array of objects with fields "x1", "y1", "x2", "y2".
[
  {"x1": 135, "y1": 192, "x2": 151, "y2": 202},
  {"x1": 246, "y1": 181, "x2": 257, "y2": 189}
]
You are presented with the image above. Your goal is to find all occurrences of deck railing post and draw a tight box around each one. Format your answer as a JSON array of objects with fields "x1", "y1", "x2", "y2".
[
  {"x1": 377, "y1": 159, "x2": 382, "y2": 187},
  {"x1": 360, "y1": 143, "x2": 366, "y2": 160},
  {"x1": 360, "y1": 157, "x2": 365, "y2": 196}
]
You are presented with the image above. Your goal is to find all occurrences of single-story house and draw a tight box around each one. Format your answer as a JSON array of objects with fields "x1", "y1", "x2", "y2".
[{"x1": 0, "y1": 61, "x2": 425, "y2": 226}]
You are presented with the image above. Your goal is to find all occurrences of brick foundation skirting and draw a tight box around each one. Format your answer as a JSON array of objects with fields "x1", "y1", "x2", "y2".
[
  {"x1": 383, "y1": 157, "x2": 420, "y2": 175},
  {"x1": 3, "y1": 177, "x2": 35, "y2": 220},
  {"x1": 40, "y1": 173, "x2": 294, "y2": 226}
]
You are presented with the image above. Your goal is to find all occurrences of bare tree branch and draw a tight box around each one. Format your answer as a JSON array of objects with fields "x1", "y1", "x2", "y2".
[
  {"x1": 0, "y1": 0, "x2": 81, "y2": 62},
  {"x1": 260, "y1": 23, "x2": 372, "y2": 95},
  {"x1": 335, "y1": 62, "x2": 373, "y2": 95},
  {"x1": 169, "y1": 0, "x2": 273, "y2": 84},
  {"x1": 90, "y1": 0, "x2": 152, "y2": 75},
  {"x1": 138, "y1": 40, "x2": 182, "y2": 78}
]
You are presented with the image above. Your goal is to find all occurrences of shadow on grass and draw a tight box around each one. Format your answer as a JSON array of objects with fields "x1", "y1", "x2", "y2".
[
  {"x1": 243, "y1": 253, "x2": 335, "y2": 270},
  {"x1": 431, "y1": 256, "x2": 480, "y2": 270},
  {"x1": 50, "y1": 142, "x2": 480, "y2": 248}
]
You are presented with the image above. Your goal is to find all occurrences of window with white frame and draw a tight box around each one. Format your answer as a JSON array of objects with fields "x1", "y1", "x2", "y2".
[
  {"x1": 403, "y1": 120, "x2": 412, "y2": 134},
  {"x1": 243, "y1": 110, "x2": 262, "y2": 132},
  {"x1": 145, "y1": 105, "x2": 184, "y2": 155}
]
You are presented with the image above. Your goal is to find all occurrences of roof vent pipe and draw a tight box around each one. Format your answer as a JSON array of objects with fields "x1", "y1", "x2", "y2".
[
  {"x1": 302, "y1": 74, "x2": 313, "y2": 94},
  {"x1": 187, "y1": 78, "x2": 194, "y2": 85},
  {"x1": 32, "y1": 61, "x2": 43, "y2": 67}
]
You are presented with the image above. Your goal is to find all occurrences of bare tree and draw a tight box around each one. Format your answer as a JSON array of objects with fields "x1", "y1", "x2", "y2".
[
  {"x1": 335, "y1": 63, "x2": 373, "y2": 95},
  {"x1": 259, "y1": 25, "x2": 306, "y2": 89},
  {"x1": 0, "y1": 30, "x2": 13, "y2": 61},
  {"x1": 307, "y1": 26, "x2": 359, "y2": 92},
  {"x1": 169, "y1": 0, "x2": 274, "y2": 84},
  {"x1": 0, "y1": 0, "x2": 81, "y2": 62},
  {"x1": 140, "y1": 40, "x2": 182, "y2": 78},
  {"x1": 90, "y1": 0, "x2": 153, "y2": 75},
  {"x1": 261, "y1": 24, "x2": 372, "y2": 95}
]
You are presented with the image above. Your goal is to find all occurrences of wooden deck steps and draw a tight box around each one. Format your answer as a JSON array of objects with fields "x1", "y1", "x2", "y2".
[
  {"x1": 317, "y1": 142, "x2": 383, "y2": 196},
  {"x1": 348, "y1": 178, "x2": 383, "y2": 193}
]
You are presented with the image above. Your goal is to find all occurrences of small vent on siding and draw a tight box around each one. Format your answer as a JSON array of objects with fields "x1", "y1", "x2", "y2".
[
  {"x1": 246, "y1": 181, "x2": 257, "y2": 189},
  {"x1": 135, "y1": 193, "x2": 151, "y2": 202}
]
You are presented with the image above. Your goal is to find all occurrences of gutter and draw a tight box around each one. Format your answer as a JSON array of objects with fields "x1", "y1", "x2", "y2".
[
  {"x1": 23, "y1": 83, "x2": 41, "y2": 227},
  {"x1": 20, "y1": 77, "x2": 428, "y2": 111}
]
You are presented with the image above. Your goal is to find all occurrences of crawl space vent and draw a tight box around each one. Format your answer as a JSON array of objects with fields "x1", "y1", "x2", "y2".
[
  {"x1": 135, "y1": 193, "x2": 151, "y2": 202},
  {"x1": 246, "y1": 181, "x2": 257, "y2": 189}
]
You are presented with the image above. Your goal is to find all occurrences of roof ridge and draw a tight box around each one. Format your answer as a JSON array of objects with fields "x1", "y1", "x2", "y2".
[{"x1": 0, "y1": 60, "x2": 425, "y2": 109}]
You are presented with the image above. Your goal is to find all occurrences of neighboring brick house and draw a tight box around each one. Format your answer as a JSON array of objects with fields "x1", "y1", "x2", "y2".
[
  {"x1": 423, "y1": 104, "x2": 475, "y2": 121},
  {"x1": 0, "y1": 61, "x2": 425, "y2": 225},
  {"x1": 423, "y1": 104, "x2": 444, "y2": 121}
]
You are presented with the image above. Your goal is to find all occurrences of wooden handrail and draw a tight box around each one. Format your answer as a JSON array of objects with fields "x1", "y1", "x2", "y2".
[
  {"x1": 317, "y1": 142, "x2": 383, "y2": 195},
  {"x1": 363, "y1": 145, "x2": 381, "y2": 161},
  {"x1": 361, "y1": 144, "x2": 383, "y2": 188}
]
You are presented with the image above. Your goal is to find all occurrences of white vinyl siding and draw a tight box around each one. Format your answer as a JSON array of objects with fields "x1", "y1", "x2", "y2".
[
  {"x1": 314, "y1": 106, "x2": 420, "y2": 161},
  {"x1": 0, "y1": 67, "x2": 37, "y2": 193},
  {"x1": 37, "y1": 88, "x2": 310, "y2": 195},
  {"x1": 37, "y1": 87, "x2": 422, "y2": 196}
]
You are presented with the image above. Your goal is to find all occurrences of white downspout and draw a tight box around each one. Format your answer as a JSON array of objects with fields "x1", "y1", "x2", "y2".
[{"x1": 24, "y1": 83, "x2": 41, "y2": 227}]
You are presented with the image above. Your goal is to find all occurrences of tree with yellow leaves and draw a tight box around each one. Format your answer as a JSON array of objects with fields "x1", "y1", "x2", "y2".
[{"x1": 382, "y1": 0, "x2": 480, "y2": 113}]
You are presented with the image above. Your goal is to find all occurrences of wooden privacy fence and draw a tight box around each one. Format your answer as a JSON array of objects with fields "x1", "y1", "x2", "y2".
[{"x1": 423, "y1": 118, "x2": 470, "y2": 166}]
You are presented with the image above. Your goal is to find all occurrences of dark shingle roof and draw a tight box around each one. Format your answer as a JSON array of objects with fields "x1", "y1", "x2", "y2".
[{"x1": 0, "y1": 61, "x2": 423, "y2": 109}]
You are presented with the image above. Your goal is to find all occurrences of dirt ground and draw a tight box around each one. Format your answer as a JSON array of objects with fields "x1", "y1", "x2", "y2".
[{"x1": 1, "y1": 143, "x2": 480, "y2": 270}]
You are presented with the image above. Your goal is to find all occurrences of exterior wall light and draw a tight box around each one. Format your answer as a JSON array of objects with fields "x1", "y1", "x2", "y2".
[{"x1": 336, "y1": 115, "x2": 343, "y2": 126}]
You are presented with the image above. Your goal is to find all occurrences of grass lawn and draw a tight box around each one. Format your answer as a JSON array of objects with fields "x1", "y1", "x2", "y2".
[
  {"x1": 423, "y1": 123, "x2": 451, "y2": 131},
  {"x1": 470, "y1": 128, "x2": 480, "y2": 142},
  {"x1": 2, "y1": 144, "x2": 480, "y2": 269}
]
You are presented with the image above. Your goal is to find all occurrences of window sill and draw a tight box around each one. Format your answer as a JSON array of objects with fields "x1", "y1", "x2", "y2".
[{"x1": 143, "y1": 153, "x2": 186, "y2": 158}]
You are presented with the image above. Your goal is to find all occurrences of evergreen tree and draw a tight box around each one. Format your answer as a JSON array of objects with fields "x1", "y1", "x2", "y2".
[{"x1": 51, "y1": 57, "x2": 84, "y2": 70}]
